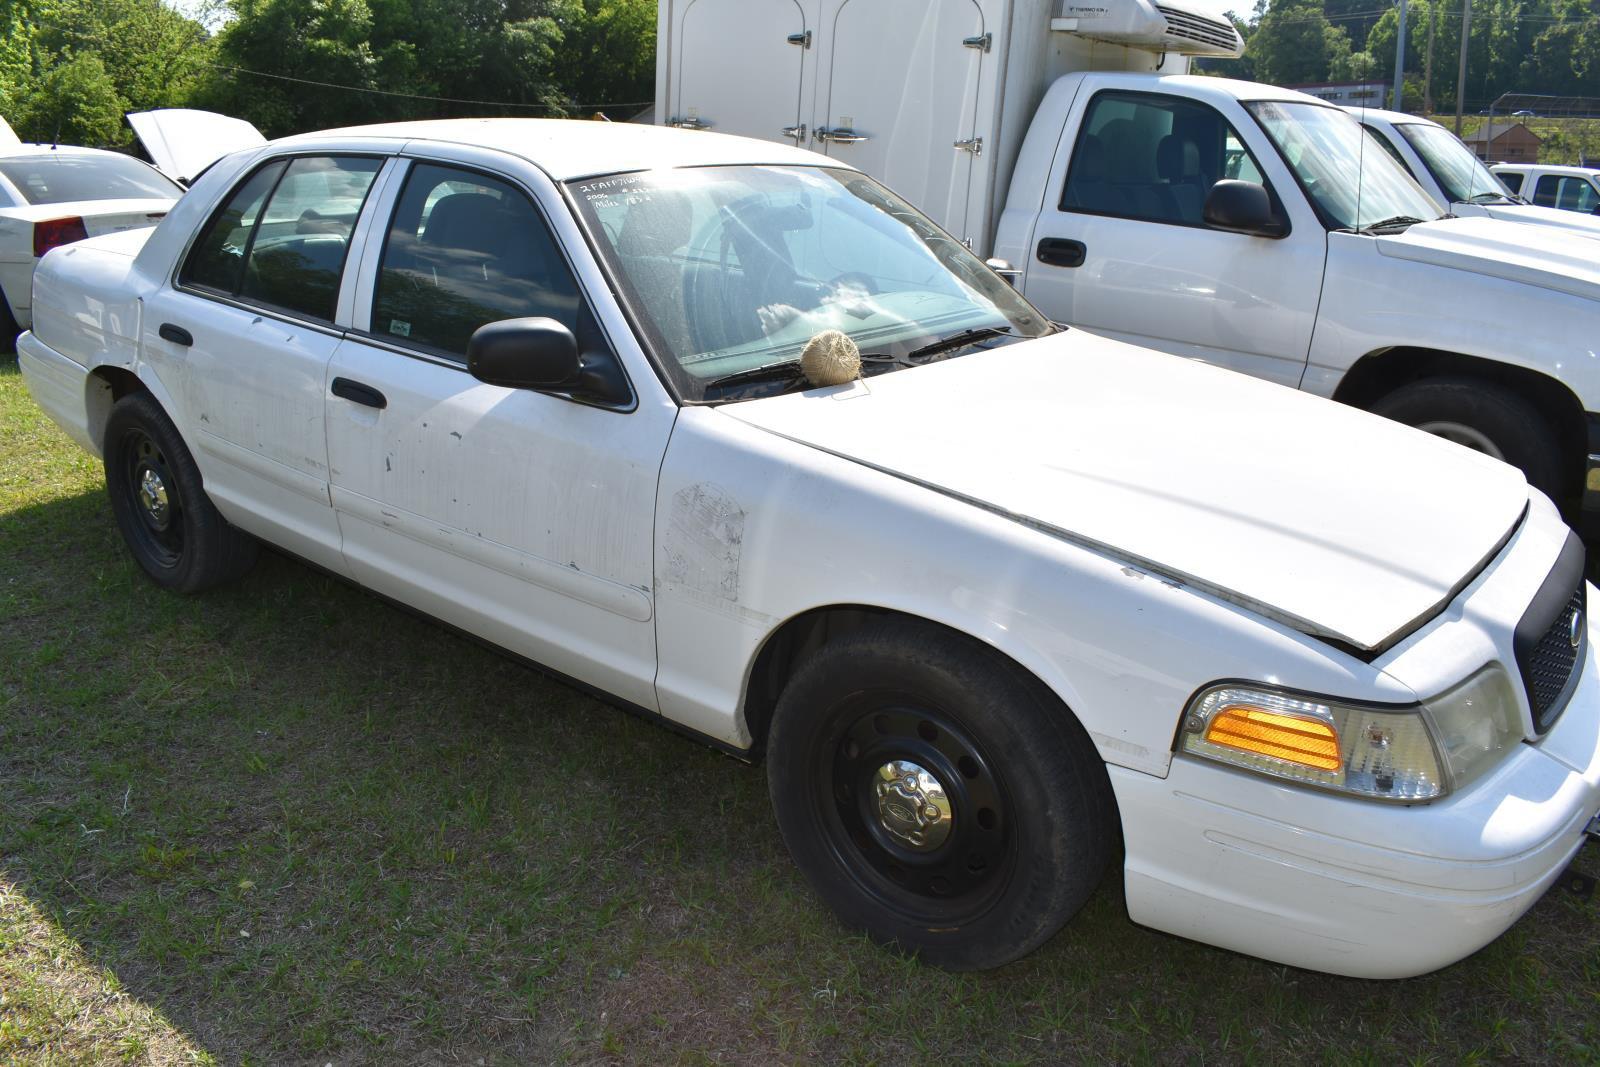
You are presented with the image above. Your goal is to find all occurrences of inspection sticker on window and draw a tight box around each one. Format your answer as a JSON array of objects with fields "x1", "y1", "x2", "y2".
[{"x1": 389, "y1": 320, "x2": 411, "y2": 337}]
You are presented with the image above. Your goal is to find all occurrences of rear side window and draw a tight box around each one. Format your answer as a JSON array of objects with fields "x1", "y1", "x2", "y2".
[
  {"x1": 179, "y1": 155, "x2": 383, "y2": 322},
  {"x1": 1497, "y1": 170, "x2": 1524, "y2": 194},
  {"x1": 370, "y1": 162, "x2": 580, "y2": 359},
  {"x1": 1061, "y1": 90, "x2": 1268, "y2": 227}
]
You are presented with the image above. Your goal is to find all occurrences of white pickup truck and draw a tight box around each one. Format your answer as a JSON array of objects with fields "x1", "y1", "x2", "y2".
[{"x1": 660, "y1": 0, "x2": 1600, "y2": 526}]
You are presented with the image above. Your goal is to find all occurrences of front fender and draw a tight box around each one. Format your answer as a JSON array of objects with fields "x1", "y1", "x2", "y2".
[
  {"x1": 652, "y1": 406, "x2": 1408, "y2": 772},
  {"x1": 1304, "y1": 232, "x2": 1600, "y2": 408}
]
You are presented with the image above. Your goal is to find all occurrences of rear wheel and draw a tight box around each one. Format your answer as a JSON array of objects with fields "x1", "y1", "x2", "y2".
[
  {"x1": 103, "y1": 392, "x2": 257, "y2": 592},
  {"x1": 1371, "y1": 378, "x2": 1565, "y2": 502},
  {"x1": 766, "y1": 620, "x2": 1112, "y2": 970}
]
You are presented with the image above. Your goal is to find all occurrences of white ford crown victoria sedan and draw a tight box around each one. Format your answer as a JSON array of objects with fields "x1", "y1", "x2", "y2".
[{"x1": 18, "y1": 119, "x2": 1600, "y2": 977}]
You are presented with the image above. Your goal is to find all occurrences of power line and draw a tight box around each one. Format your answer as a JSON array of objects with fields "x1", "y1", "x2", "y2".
[{"x1": 205, "y1": 62, "x2": 650, "y2": 113}]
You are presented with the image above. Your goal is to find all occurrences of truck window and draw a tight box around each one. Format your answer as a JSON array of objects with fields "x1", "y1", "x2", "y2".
[
  {"x1": 1497, "y1": 171, "x2": 1524, "y2": 194},
  {"x1": 1534, "y1": 174, "x2": 1599, "y2": 213},
  {"x1": 1061, "y1": 90, "x2": 1268, "y2": 228}
]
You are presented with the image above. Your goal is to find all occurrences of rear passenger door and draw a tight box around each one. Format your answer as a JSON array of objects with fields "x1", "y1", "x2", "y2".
[
  {"x1": 1021, "y1": 88, "x2": 1325, "y2": 388},
  {"x1": 143, "y1": 153, "x2": 386, "y2": 573},
  {"x1": 324, "y1": 154, "x2": 672, "y2": 711}
]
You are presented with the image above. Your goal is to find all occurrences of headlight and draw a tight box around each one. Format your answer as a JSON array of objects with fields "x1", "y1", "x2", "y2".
[
  {"x1": 1180, "y1": 685, "x2": 1445, "y2": 801},
  {"x1": 1419, "y1": 665, "x2": 1523, "y2": 791}
]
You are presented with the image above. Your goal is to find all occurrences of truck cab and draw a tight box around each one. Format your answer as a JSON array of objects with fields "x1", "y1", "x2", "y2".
[{"x1": 658, "y1": 0, "x2": 1600, "y2": 526}]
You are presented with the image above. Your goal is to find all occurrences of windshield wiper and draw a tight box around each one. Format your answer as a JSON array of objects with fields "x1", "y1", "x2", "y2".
[
  {"x1": 701, "y1": 359, "x2": 807, "y2": 393},
  {"x1": 1467, "y1": 191, "x2": 1514, "y2": 204},
  {"x1": 1358, "y1": 215, "x2": 1427, "y2": 234},
  {"x1": 901, "y1": 325, "x2": 1014, "y2": 362}
]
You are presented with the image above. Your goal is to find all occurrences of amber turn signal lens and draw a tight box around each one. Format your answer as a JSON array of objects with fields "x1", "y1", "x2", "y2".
[{"x1": 1203, "y1": 705, "x2": 1342, "y2": 771}]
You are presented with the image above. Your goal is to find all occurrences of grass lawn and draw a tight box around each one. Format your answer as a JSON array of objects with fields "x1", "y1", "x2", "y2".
[{"x1": 1, "y1": 355, "x2": 1598, "y2": 1065}]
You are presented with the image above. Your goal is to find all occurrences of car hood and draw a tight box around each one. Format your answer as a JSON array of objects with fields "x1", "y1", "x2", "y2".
[
  {"x1": 1478, "y1": 201, "x2": 1600, "y2": 239},
  {"x1": 722, "y1": 331, "x2": 1529, "y2": 652},
  {"x1": 126, "y1": 109, "x2": 266, "y2": 185},
  {"x1": 1376, "y1": 216, "x2": 1600, "y2": 301},
  {"x1": 0, "y1": 115, "x2": 19, "y2": 150}
]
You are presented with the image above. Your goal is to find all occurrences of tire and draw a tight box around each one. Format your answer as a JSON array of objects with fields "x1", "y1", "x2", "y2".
[
  {"x1": 103, "y1": 392, "x2": 258, "y2": 592},
  {"x1": 766, "y1": 620, "x2": 1113, "y2": 970},
  {"x1": 0, "y1": 287, "x2": 18, "y2": 356},
  {"x1": 1370, "y1": 378, "x2": 1565, "y2": 502}
]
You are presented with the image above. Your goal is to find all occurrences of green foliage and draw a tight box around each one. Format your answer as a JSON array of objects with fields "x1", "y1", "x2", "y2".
[
  {"x1": 1207, "y1": 0, "x2": 1600, "y2": 118},
  {"x1": 0, "y1": 0, "x2": 656, "y2": 144}
]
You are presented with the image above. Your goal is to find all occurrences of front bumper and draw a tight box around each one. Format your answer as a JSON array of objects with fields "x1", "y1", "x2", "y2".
[{"x1": 1111, "y1": 602, "x2": 1600, "y2": 979}]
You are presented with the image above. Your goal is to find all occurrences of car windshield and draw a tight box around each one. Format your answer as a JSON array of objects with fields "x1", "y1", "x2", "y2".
[
  {"x1": 0, "y1": 152, "x2": 181, "y2": 205},
  {"x1": 568, "y1": 166, "x2": 1052, "y2": 402},
  {"x1": 1247, "y1": 101, "x2": 1443, "y2": 231},
  {"x1": 1394, "y1": 122, "x2": 1513, "y2": 204}
]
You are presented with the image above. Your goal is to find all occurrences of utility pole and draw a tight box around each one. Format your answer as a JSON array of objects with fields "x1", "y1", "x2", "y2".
[
  {"x1": 1454, "y1": 0, "x2": 1473, "y2": 134},
  {"x1": 1423, "y1": 0, "x2": 1438, "y2": 113},
  {"x1": 1393, "y1": 0, "x2": 1410, "y2": 112}
]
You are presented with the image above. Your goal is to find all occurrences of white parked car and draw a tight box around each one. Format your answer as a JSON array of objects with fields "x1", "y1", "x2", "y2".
[
  {"x1": 1353, "y1": 108, "x2": 1600, "y2": 239},
  {"x1": 0, "y1": 109, "x2": 264, "y2": 344},
  {"x1": 1490, "y1": 162, "x2": 1600, "y2": 214},
  {"x1": 18, "y1": 119, "x2": 1600, "y2": 978}
]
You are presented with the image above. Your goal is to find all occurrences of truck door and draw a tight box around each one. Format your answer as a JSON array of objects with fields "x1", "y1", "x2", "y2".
[
  {"x1": 1022, "y1": 87, "x2": 1326, "y2": 388},
  {"x1": 669, "y1": 0, "x2": 812, "y2": 145},
  {"x1": 812, "y1": 0, "x2": 987, "y2": 244}
]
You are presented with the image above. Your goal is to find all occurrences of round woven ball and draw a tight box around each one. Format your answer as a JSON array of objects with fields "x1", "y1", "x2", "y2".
[{"x1": 799, "y1": 329, "x2": 861, "y2": 387}]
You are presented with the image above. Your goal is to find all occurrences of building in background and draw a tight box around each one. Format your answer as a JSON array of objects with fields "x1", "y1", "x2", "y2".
[
  {"x1": 1461, "y1": 122, "x2": 1542, "y2": 163},
  {"x1": 1284, "y1": 81, "x2": 1389, "y2": 106}
]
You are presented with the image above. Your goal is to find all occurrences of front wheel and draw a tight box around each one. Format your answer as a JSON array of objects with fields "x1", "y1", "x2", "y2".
[
  {"x1": 1370, "y1": 378, "x2": 1566, "y2": 502},
  {"x1": 103, "y1": 392, "x2": 258, "y2": 593},
  {"x1": 766, "y1": 620, "x2": 1113, "y2": 970}
]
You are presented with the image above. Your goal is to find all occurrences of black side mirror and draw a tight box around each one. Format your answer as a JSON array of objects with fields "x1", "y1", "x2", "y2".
[
  {"x1": 467, "y1": 317, "x2": 580, "y2": 390},
  {"x1": 1204, "y1": 180, "x2": 1286, "y2": 238}
]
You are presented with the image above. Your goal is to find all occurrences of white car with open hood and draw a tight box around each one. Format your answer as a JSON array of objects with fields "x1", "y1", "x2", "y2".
[
  {"x1": 0, "y1": 109, "x2": 263, "y2": 343},
  {"x1": 17, "y1": 119, "x2": 1600, "y2": 978}
]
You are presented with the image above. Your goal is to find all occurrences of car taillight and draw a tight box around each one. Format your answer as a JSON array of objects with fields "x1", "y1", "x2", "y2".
[{"x1": 33, "y1": 216, "x2": 89, "y2": 258}]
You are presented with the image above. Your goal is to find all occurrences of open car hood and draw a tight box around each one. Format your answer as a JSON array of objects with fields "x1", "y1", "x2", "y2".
[
  {"x1": 126, "y1": 109, "x2": 266, "y2": 185},
  {"x1": 724, "y1": 331, "x2": 1529, "y2": 653},
  {"x1": 0, "y1": 115, "x2": 19, "y2": 150}
]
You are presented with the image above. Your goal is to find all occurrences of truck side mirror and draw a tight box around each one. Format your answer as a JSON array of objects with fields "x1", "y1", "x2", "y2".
[
  {"x1": 467, "y1": 317, "x2": 581, "y2": 390},
  {"x1": 985, "y1": 257, "x2": 1022, "y2": 287},
  {"x1": 1203, "y1": 180, "x2": 1286, "y2": 238}
]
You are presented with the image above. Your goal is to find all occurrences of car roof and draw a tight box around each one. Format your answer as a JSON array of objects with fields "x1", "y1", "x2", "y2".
[
  {"x1": 273, "y1": 118, "x2": 839, "y2": 181},
  {"x1": 1490, "y1": 162, "x2": 1597, "y2": 175},
  {"x1": 0, "y1": 144, "x2": 133, "y2": 162},
  {"x1": 1341, "y1": 106, "x2": 1439, "y2": 128}
]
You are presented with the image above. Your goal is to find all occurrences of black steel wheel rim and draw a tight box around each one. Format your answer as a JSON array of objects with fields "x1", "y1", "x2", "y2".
[
  {"x1": 815, "y1": 694, "x2": 1014, "y2": 926},
  {"x1": 119, "y1": 426, "x2": 184, "y2": 569}
]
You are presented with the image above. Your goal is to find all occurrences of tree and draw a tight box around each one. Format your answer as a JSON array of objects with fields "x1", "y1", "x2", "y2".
[
  {"x1": 1245, "y1": 0, "x2": 1356, "y2": 84},
  {"x1": 14, "y1": 50, "x2": 125, "y2": 144}
]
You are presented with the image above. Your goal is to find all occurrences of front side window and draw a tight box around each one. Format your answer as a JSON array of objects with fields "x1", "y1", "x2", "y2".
[
  {"x1": 179, "y1": 155, "x2": 382, "y2": 321},
  {"x1": 1534, "y1": 174, "x2": 1600, "y2": 213},
  {"x1": 1393, "y1": 122, "x2": 1513, "y2": 205},
  {"x1": 569, "y1": 166, "x2": 1051, "y2": 402},
  {"x1": 1248, "y1": 101, "x2": 1443, "y2": 231},
  {"x1": 1062, "y1": 91, "x2": 1270, "y2": 227},
  {"x1": 370, "y1": 163, "x2": 580, "y2": 358},
  {"x1": 0, "y1": 152, "x2": 181, "y2": 205},
  {"x1": 1497, "y1": 170, "x2": 1524, "y2": 194}
]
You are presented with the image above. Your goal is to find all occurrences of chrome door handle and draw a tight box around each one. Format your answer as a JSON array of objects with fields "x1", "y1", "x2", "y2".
[
  {"x1": 781, "y1": 123, "x2": 807, "y2": 142},
  {"x1": 668, "y1": 116, "x2": 711, "y2": 130},
  {"x1": 814, "y1": 127, "x2": 868, "y2": 145},
  {"x1": 954, "y1": 137, "x2": 984, "y2": 155}
]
